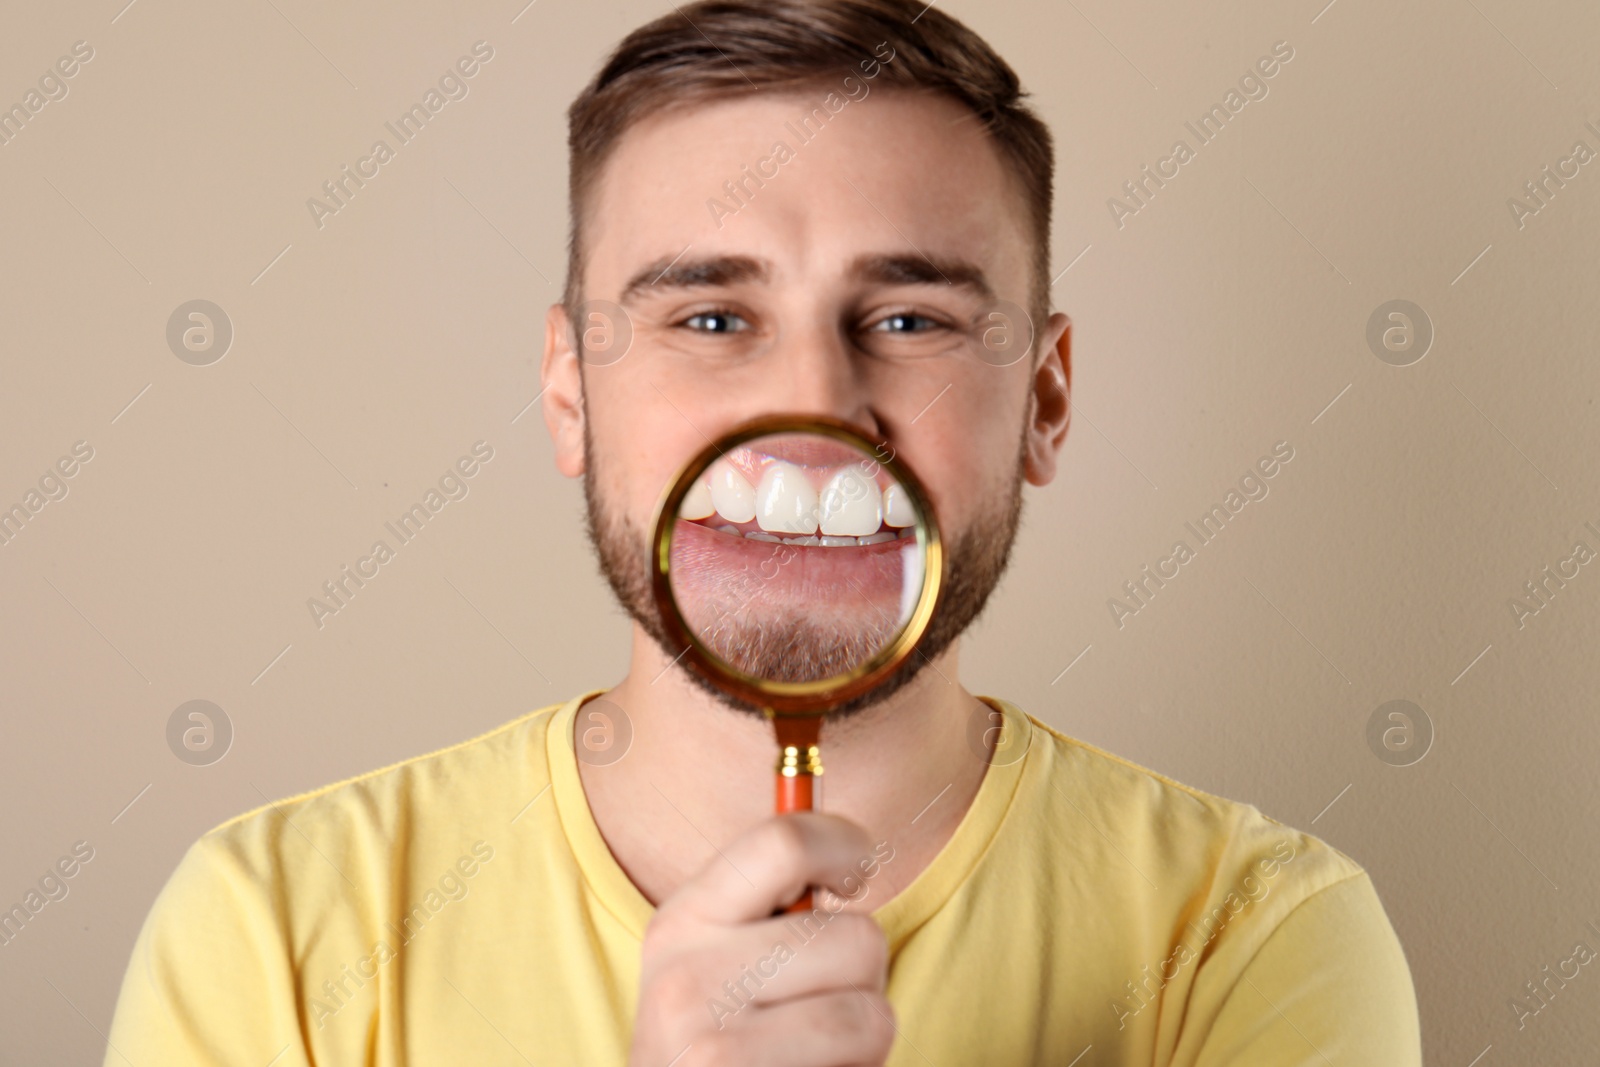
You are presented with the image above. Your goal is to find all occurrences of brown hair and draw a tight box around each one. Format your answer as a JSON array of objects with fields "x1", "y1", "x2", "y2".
[{"x1": 564, "y1": 0, "x2": 1055, "y2": 326}]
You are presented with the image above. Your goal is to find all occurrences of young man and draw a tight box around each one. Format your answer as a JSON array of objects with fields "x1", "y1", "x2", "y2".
[{"x1": 106, "y1": 2, "x2": 1422, "y2": 1063}]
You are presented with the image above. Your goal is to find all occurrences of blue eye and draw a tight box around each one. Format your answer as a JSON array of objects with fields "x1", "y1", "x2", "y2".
[
  {"x1": 871, "y1": 312, "x2": 940, "y2": 333},
  {"x1": 683, "y1": 311, "x2": 749, "y2": 333}
]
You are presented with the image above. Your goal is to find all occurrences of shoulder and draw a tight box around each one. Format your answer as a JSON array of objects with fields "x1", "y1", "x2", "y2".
[
  {"x1": 986, "y1": 698, "x2": 1391, "y2": 977},
  {"x1": 170, "y1": 699, "x2": 571, "y2": 915},
  {"x1": 106, "y1": 700, "x2": 575, "y2": 1060},
  {"x1": 990, "y1": 701, "x2": 1418, "y2": 1058},
  {"x1": 1014, "y1": 704, "x2": 1366, "y2": 901}
]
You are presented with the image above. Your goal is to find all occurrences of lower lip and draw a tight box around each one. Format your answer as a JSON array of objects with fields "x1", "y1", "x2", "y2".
[{"x1": 668, "y1": 518, "x2": 921, "y2": 637}]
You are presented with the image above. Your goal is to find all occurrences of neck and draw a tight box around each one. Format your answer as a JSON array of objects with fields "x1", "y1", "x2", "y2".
[{"x1": 575, "y1": 623, "x2": 991, "y2": 908}]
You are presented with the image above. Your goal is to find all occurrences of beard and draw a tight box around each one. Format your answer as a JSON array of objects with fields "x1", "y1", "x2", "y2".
[{"x1": 582, "y1": 421, "x2": 1027, "y2": 721}]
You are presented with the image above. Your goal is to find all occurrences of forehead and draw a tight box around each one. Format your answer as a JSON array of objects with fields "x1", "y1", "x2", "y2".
[{"x1": 583, "y1": 87, "x2": 1034, "y2": 297}]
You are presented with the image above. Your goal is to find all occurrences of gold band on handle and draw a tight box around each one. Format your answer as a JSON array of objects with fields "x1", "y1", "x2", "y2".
[{"x1": 777, "y1": 744, "x2": 823, "y2": 778}]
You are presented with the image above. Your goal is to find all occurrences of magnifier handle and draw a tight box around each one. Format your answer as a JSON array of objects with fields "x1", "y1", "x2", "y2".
[
  {"x1": 777, "y1": 773, "x2": 814, "y2": 913},
  {"x1": 776, "y1": 772, "x2": 814, "y2": 814},
  {"x1": 775, "y1": 743, "x2": 821, "y2": 914}
]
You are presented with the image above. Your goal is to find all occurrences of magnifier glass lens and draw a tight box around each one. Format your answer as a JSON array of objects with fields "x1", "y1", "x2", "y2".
[{"x1": 666, "y1": 431, "x2": 927, "y2": 685}]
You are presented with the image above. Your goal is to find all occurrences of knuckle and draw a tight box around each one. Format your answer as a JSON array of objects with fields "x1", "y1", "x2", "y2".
[
  {"x1": 649, "y1": 965, "x2": 711, "y2": 1022},
  {"x1": 766, "y1": 815, "x2": 809, "y2": 857},
  {"x1": 761, "y1": 817, "x2": 810, "y2": 873},
  {"x1": 826, "y1": 812, "x2": 876, "y2": 852}
]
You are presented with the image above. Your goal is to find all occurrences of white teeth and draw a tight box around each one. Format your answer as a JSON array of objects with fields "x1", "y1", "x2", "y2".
[
  {"x1": 681, "y1": 476, "x2": 714, "y2": 520},
  {"x1": 819, "y1": 468, "x2": 882, "y2": 535},
  {"x1": 698, "y1": 462, "x2": 913, "y2": 546},
  {"x1": 882, "y1": 482, "x2": 916, "y2": 528},
  {"x1": 709, "y1": 461, "x2": 756, "y2": 524},
  {"x1": 755, "y1": 461, "x2": 819, "y2": 534}
]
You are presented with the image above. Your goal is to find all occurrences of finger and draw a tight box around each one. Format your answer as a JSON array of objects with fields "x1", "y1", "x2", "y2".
[
  {"x1": 676, "y1": 911, "x2": 889, "y2": 1009},
  {"x1": 668, "y1": 812, "x2": 877, "y2": 925},
  {"x1": 707, "y1": 988, "x2": 897, "y2": 1067}
]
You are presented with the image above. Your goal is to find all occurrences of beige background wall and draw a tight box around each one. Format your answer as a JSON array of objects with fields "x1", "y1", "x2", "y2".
[{"x1": 2, "y1": 0, "x2": 1597, "y2": 1061}]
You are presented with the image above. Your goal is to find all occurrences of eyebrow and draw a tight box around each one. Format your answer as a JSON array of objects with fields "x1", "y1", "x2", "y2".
[
  {"x1": 851, "y1": 253, "x2": 994, "y2": 301},
  {"x1": 619, "y1": 254, "x2": 768, "y2": 305},
  {"x1": 617, "y1": 251, "x2": 995, "y2": 305}
]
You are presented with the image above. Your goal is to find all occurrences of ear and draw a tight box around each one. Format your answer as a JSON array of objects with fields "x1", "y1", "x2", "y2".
[
  {"x1": 542, "y1": 302, "x2": 586, "y2": 478},
  {"x1": 1023, "y1": 312, "x2": 1071, "y2": 487}
]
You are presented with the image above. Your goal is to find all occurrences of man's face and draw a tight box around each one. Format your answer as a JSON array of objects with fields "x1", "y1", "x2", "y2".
[{"x1": 545, "y1": 87, "x2": 1068, "y2": 714}]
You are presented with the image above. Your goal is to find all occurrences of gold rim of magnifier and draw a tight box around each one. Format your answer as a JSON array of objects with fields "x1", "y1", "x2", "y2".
[{"x1": 649, "y1": 414, "x2": 945, "y2": 717}]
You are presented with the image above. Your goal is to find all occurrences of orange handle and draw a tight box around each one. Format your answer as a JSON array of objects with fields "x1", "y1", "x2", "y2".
[
  {"x1": 777, "y1": 772, "x2": 815, "y2": 913},
  {"x1": 771, "y1": 717, "x2": 822, "y2": 916},
  {"x1": 776, "y1": 770, "x2": 814, "y2": 814}
]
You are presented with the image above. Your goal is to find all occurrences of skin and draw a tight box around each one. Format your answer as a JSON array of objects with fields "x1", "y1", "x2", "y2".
[{"x1": 541, "y1": 87, "x2": 1070, "y2": 1065}]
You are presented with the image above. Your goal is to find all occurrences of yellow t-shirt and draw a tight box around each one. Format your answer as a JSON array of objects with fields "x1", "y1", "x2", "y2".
[{"x1": 105, "y1": 692, "x2": 1421, "y2": 1065}]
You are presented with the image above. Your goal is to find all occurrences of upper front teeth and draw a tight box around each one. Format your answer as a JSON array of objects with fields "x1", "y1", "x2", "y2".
[
  {"x1": 882, "y1": 483, "x2": 915, "y2": 527},
  {"x1": 695, "y1": 459, "x2": 914, "y2": 538},
  {"x1": 709, "y1": 462, "x2": 756, "y2": 523},
  {"x1": 819, "y1": 468, "x2": 882, "y2": 535},
  {"x1": 681, "y1": 476, "x2": 714, "y2": 520},
  {"x1": 755, "y1": 461, "x2": 819, "y2": 534}
]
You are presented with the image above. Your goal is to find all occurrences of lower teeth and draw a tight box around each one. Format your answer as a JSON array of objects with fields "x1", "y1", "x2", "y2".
[{"x1": 704, "y1": 524, "x2": 911, "y2": 546}]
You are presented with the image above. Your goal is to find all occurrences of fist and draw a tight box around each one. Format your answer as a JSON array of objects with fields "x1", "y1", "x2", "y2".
[{"x1": 628, "y1": 812, "x2": 897, "y2": 1067}]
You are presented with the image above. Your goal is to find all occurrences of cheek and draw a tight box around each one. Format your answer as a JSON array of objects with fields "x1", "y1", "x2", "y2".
[
  {"x1": 895, "y1": 425, "x2": 1016, "y2": 536},
  {"x1": 909, "y1": 370, "x2": 1026, "y2": 522},
  {"x1": 585, "y1": 374, "x2": 708, "y2": 522}
]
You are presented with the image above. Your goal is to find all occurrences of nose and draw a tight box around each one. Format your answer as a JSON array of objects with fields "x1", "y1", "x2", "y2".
[{"x1": 765, "y1": 318, "x2": 882, "y2": 437}]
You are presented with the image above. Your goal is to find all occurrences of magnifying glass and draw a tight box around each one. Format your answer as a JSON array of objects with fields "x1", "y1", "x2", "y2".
[{"x1": 650, "y1": 414, "x2": 944, "y2": 911}]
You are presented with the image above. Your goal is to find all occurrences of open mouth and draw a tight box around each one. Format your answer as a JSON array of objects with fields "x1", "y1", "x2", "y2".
[
  {"x1": 677, "y1": 440, "x2": 918, "y2": 546},
  {"x1": 665, "y1": 437, "x2": 926, "y2": 676}
]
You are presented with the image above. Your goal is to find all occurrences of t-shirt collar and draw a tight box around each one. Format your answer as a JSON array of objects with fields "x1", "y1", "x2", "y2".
[{"x1": 545, "y1": 689, "x2": 1032, "y2": 949}]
